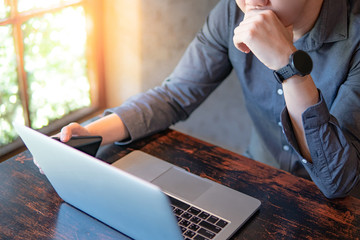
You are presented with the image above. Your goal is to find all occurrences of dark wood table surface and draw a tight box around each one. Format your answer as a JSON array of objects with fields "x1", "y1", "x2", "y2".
[{"x1": 1, "y1": 129, "x2": 360, "y2": 240}]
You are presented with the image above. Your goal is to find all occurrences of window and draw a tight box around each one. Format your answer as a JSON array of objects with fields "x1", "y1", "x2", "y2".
[{"x1": 0, "y1": 0, "x2": 104, "y2": 157}]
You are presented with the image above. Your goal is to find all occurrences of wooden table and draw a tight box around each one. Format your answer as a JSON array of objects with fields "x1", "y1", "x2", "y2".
[{"x1": 1, "y1": 129, "x2": 359, "y2": 239}]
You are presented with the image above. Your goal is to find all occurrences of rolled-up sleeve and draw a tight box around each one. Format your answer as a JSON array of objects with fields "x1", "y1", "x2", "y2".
[{"x1": 281, "y1": 88, "x2": 360, "y2": 198}]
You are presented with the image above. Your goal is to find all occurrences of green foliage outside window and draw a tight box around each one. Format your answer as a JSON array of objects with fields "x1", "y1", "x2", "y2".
[
  {"x1": 0, "y1": 2, "x2": 91, "y2": 148},
  {"x1": 17, "y1": 0, "x2": 75, "y2": 12},
  {"x1": 23, "y1": 7, "x2": 90, "y2": 129},
  {"x1": 0, "y1": 0, "x2": 11, "y2": 19},
  {"x1": 0, "y1": 25, "x2": 24, "y2": 146}
]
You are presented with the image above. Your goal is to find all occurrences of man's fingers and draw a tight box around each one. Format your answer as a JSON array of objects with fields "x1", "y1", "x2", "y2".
[
  {"x1": 234, "y1": 41, "x2": 251, "y2": 54},
  {"x1": 60, "y1": 126, "x2": 72, "y2": 142},
  {"x1": 233, "y1": 26, "x2": 251, "y2": 53},
  {"x1": 60, "y1": 122, "x2": 90, "y2": 142}
]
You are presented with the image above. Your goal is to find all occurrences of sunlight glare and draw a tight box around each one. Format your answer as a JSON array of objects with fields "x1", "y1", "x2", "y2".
[
  {"x1": 20, "y1": 6, "x2": 90, "y2": 129},
  {"x1": 18, "y1": 0, "x2": 62, "y2": 12},
  {"x1": 0, "y1": 0, "x2": 11, "y2": 19},
  {"x1": 9, "y1": 95, "x2": 17, "y2": 104}
]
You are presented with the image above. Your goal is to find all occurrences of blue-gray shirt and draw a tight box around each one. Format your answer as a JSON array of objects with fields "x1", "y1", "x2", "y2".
[{"x1": 107, "y1": 0, "x2": 360, "y2": 199}]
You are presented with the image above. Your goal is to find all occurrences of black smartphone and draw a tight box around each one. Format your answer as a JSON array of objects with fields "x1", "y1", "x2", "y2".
[{"x1": 52, "y1": 136, "x2": 102, "y2": 157}]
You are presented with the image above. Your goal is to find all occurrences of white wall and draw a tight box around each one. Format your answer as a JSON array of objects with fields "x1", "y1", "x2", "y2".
[{"x1": 103, "y1": 0, "x2": 253, "y2": 154}]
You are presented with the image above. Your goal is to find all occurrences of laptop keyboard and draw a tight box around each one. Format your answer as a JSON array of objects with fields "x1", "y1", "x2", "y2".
[{"x1": 168, "y1": 195, "x2": 229, "y2": 240}]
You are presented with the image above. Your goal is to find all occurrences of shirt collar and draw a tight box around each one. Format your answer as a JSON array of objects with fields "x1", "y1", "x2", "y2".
[{"x1": 295, "y1": 0, "x2": 348, "y2": 51}]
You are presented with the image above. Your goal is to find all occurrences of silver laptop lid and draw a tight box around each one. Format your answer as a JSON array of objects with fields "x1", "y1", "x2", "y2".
[{"x1": 13, "y1": 123, "x2": 183, "y2": 240}]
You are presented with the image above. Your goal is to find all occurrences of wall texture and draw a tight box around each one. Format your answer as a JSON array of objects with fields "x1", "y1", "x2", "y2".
[{"x1": 104, "y1": 0, "x2": 253, "y2": 154}]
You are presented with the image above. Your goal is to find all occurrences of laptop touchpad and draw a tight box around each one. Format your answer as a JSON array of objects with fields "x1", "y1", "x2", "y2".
[
  {"x1": 112, "y1": 153, "x2": 173, "y2": 182},
  {"x1": 152, "y1": 167, "x2": 212, "y2": 202}
]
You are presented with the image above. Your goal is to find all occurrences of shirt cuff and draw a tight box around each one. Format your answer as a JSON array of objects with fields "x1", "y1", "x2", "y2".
[
  {"x1": 280, "y1": 90, "x2": 329, "y2": 159},
  {"x1": 301, "y1": 91, "x2": 331, "y2": 130}
]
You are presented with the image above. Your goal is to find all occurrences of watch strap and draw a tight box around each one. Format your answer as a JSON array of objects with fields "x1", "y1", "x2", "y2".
[{"x1": 273, "y1": 64, "x2": 294, "y2": 84}]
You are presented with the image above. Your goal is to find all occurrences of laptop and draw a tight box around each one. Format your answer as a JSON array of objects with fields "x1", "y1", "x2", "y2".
[{"x1": 14, "y1": 123, "x2": 261, "y2": 240}]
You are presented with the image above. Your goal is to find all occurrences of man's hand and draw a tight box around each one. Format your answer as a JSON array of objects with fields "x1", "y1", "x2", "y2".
[
  {"x1": 34, "y1": 122, "x2": 90, "y2": 174},
  {"x1": 33, "y1": 113, "x2": 130, "y2": 173},
  {"x1": 58, "y1": 122, "x2": 91, "y2": 142},
  {"x1": 233, "y1": 9, "x2": 296, "y2": 70}
]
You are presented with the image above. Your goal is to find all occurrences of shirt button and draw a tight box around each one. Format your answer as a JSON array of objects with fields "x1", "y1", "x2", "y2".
[
  {"x1": 277, "y1": 89, "x2": 284, "y2": 95},
  {"x1": 283, "y1": 145, "x2": 290, "y2": 151},
  {"x1": 301, "y1": 159, "x2": 308, "y2": 164}
]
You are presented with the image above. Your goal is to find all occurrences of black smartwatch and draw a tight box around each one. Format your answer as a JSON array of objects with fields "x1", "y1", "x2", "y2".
[{"x1": 273, "y1": 50, "x2": 313, "y2": 84}]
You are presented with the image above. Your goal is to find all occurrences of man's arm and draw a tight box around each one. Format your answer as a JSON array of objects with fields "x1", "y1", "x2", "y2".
[
  {"x1": 59, "y1": 113, "x2": 130, "y2": 145},
  {"x1": 60, "y1": 0, "x2": 233, "y2": 145},
  {"x1": 233, "y1": 9, "x2": 319, "y2": 161},
  {"x1": 233, "y1": 8, "x2": 360, "y2": 198},
  {"x1": 282, "y1": 74, "x2": 319, "y2": 162}
]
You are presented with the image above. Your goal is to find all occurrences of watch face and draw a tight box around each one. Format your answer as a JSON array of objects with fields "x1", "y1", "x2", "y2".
[{"x1": 292, "y1": 50, "x2": 313, "y2": 76}]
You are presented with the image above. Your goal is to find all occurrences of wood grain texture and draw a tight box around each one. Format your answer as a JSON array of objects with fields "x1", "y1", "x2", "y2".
[{"x1": 1, "y1": 129, "x2": 359, "y2": 240}]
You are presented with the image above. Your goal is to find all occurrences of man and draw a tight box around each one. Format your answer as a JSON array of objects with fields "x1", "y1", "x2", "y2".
[{"x1": 58, "y1": 0, "x2": 360, "y2": 198}]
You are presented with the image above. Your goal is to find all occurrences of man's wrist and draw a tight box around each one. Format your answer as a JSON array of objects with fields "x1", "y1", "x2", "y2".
[
  {"x1": 273, "y1": 50, "x2": 313, "y2": 84},
  {"x1": 274, "y1": 47, "x2": 297, "y2": 70}
]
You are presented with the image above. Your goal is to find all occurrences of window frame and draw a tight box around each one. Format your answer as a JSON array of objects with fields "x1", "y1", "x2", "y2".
[{"x1": 0, "y1": 0, "x2": 105, "y2": 159}]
